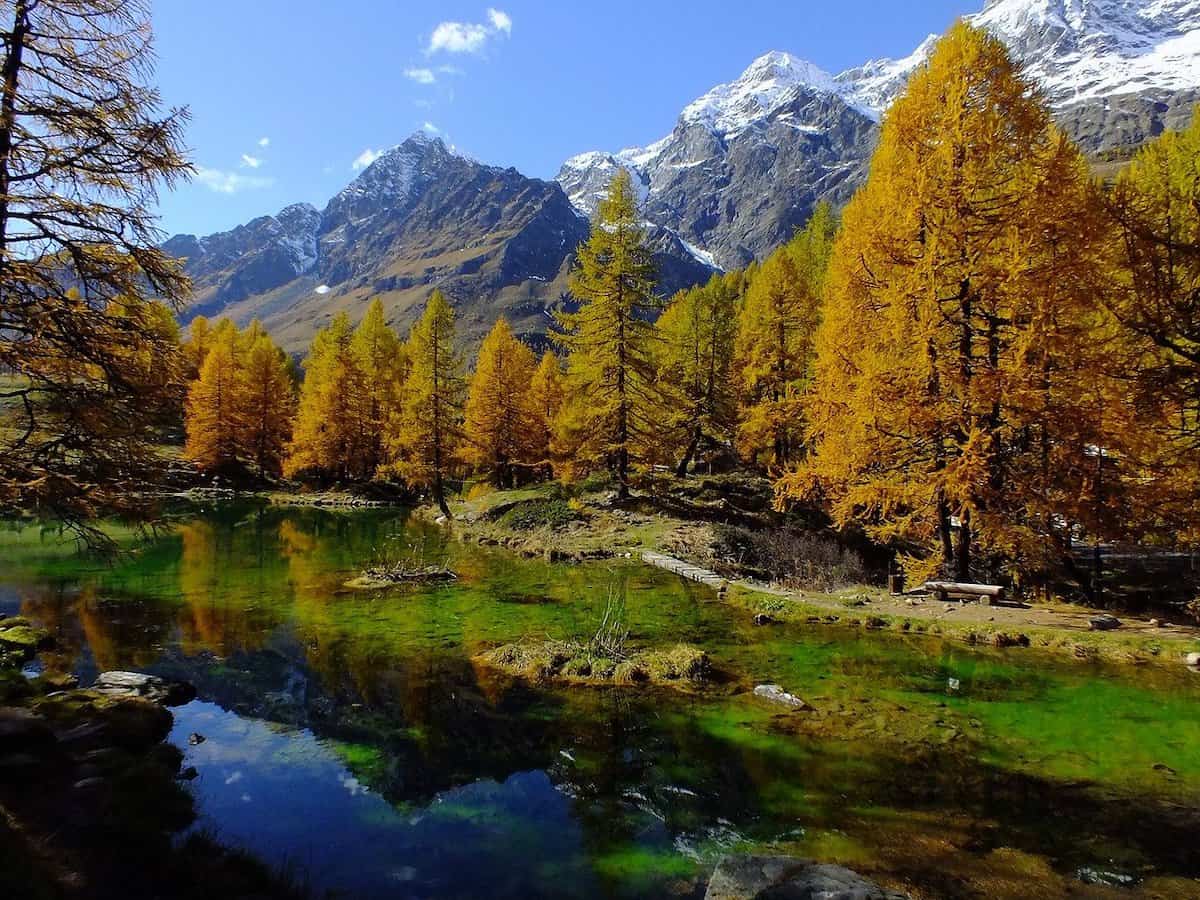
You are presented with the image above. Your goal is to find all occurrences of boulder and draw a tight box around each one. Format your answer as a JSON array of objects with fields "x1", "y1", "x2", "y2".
[
  {"x1": 753, "y1": 684, "x2": 813, "y2": 712},
  {"x1": 91, "y1": 671, "x2": 196, "y2": 706},
  {"x1": 1089, "y1": 615, "x2": 1122, "y2": 631},
  {"x1": 0, "y1": 707, "x2": 57, "y2": 753},
  {"x1": 705, "y1": 855, "x2": 909, "y2": 900},
  {"x1": 1186, "y1": 652, "x2": 1200, "y2": 668}
]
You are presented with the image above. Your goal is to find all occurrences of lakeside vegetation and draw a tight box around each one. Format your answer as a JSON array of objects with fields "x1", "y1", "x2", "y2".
[
  {"x1": 165, "y1": 24, "x2": 1200, "y2": 618},
  {"x1": 2, "y1": 2, "x2": 1200, "y2": 898}
]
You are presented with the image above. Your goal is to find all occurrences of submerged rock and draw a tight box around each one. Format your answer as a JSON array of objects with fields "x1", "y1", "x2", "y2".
[
  {"x1": 705, "y1": 854, "x2": 909, "y2": 900},
  {"x1": 753, "y1": 684, "x2": 813, "y2": 711},
  {"x1": 92, "y1": 671, "x2": 196, "y2": 706}
]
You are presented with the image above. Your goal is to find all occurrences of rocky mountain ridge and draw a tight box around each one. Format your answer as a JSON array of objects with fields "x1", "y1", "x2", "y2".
[{"x1": 558, "y1": 0, "x2": 1200, "y2": 269}]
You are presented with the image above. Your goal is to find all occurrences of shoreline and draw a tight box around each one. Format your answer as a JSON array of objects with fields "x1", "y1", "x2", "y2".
[{"x1": 431, "y1": 485, "x2": 1200, "y2": 670}]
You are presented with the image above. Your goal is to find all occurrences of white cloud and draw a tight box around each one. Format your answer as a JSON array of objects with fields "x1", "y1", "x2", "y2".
[
  {"x1": 351, "y1": 147, "x2": 385, "y2": 171},
  {"x1": 487, "y1": 8, "x2": 512, "y2": 34},
  {"x1": 258, "y1": 136, "x2": 270, "y2": 147},
  {"x1": 427, "y1": 8, "x2": 512, "y2": 54},
  {"x1": 195, "y1": 166, "x2": 273, "y2": 195},
  {"x1": 240, "y1": 153, "x2": 262, "y2": 169},
  {"x1": 404, "y1": 67, "x2": 436, "y2": 84},
  {"x1": 422, "y1": 122, "x2": 439, "y2": 134},
  {"x1": 429, "y1": 21, "x2": 489, "y2": 54}
]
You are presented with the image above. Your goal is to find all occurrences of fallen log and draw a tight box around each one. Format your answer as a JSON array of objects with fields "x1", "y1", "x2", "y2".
[{"x1": 923, "y1": 581, "x2": 1006, "y2": 605}]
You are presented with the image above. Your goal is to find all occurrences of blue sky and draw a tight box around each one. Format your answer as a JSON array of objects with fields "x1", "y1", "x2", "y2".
[{"x1": 152, "y1": 0, "x2": 973, "y2": 238}]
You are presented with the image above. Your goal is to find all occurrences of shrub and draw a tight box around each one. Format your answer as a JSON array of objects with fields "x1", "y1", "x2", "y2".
[
  {"x1": 497, "y1": 498, "x2": 579, "y2": 531},
  {"x1": 711, "y1": 525, "x2": 871, "y2": 591}
]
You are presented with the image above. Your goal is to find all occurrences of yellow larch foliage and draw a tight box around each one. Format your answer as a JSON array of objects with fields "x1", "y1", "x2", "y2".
[
  {"x1": 654, "y1": 272, "x2": 741, "y2": 475},
  {"x1": 184, "y1": 329, "x2": 243, "y2": 473},
  {"x1": 554, "y1": 170, "x2": 660, "y2": 494},
  {"x1": 778, "y1": 22, "x2": 1131, "y2": 585},
  {"x1": 462, "y1": 317, "x2": 537, "y2": 486},
  {"x1": 351, "y1": 299, "x2": 406, "y2": 476},
  {"x1": 527, "y1": 350, "x2": 565, "y2": 474},
  {"x1": 735, "y1": 202, "x2": 835, "y2": 470},
  {"x1": 284, "y1": 312, "x2": 366, "y2": 480},
  {"x1": 388, "y1": 290, "x2": 464, "y2": 515}
]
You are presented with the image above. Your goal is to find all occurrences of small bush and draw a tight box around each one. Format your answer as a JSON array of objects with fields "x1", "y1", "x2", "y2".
[
  {"x1": 710, "y1": 525, "x2": 870, "y2": 591},
  {"x1": 497, "y1": 498, "x2": 579, "y2": 531}
]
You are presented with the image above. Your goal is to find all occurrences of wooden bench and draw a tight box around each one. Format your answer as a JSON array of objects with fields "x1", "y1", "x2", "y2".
[{"x1": 923, "y1": 581, "x2": 1006, "y2": 606}]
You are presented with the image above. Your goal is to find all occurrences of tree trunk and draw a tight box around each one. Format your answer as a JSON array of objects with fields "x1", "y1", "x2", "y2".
[
  {"x1": 0, "y1": 0, "x2": 29, "y2": 264},
  {"x1": 955, "y1": 509, "x2": 972, "y2": 582},
  {"x1": 675, "y1": 429, "x2": 700, "y2": 478}
]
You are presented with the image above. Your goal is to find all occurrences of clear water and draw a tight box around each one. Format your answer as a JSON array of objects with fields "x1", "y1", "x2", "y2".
[{"x1": 2, "y1": 504, "x2": 1198, "y2": 898}]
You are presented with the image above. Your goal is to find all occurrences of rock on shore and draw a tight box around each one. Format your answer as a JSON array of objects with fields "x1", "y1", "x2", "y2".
[{"x1": 706, "y1": 855, "x2": 909, "y2": 900}]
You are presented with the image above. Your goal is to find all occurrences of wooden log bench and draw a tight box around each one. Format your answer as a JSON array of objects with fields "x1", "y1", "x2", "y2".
[{"x1": 922, "y1": 581, "x2": 1006, "y2": 606}]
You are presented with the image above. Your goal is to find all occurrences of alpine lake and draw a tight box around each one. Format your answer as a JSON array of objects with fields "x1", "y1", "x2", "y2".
[{"x1": 2, "y1": 503, "x2": 1198, "y2": 899}]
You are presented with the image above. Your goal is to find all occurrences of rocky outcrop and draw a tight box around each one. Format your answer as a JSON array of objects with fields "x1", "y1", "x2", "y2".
[{"x1": 705, "y1": 855, "x2": 910, "y2": 900}]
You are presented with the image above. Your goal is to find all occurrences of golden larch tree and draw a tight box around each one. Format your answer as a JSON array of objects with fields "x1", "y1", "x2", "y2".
[
  {"x1": 285, "y1": 313, "x2": 367, "y2": 480},
  {"x1": 0, "y1": 0, "x2": 191, "y2": 531},
  {"x1": 779, "y1": 22, "x2": 1130, "y2": 586},
  {"x1": 656, "y1": 272, "x2": 741, "y2": 476},
  {"x1": 351, "y1": 299, "x2": 406, "y2": 476},
  {"x1": 735, "y1": 203, "x2": 835, "y2": 469},
  {"x1": 389, "y1": 290, "x2": 464, "y2": 515},
  {"x1": 463, "y1": 318, "x2": 537, "y2": 486},
  {"x1": 555, "y1": 169, "x2": 659, "y2": 496},
  {"x1": 240, "y1": 334, "x2": 297, "y2": 477},
  {"x1": 527, "y1": 350, "x2": 565, "y2": 475},
  {"x1": 184, "y1": 333, "x2": 243, "y2": 474}
]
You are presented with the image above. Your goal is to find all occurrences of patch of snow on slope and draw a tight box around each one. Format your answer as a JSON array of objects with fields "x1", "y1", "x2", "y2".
[{"x1": 679, "y1": 237, "x2": 722, "y2": 271}]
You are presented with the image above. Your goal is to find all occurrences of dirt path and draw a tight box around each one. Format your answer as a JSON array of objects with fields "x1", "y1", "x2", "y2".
[{"x1": 643, "y1": 549, "x2": 1200, "y2": 652}]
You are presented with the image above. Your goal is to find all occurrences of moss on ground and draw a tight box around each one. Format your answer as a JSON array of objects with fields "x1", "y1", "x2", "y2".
[
  {"x1": 725, "y1": 584, "x2": 1200, "y2": 669},
  {"x1": 478, "y1": 639, "x2": 709, "y2": 689}
]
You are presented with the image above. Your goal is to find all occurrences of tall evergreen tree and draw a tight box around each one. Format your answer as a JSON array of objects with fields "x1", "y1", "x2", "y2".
[
  {"x1": 0, "y1": 0, "x2": 191, "y2": 529},
  {"x1": 463, "y1": 318, "x2": 537, "y2": 487},
  {"x1": 390, "y1": 290, "x2": 464, "y2": 516},
  {"x1": 555, "y1": 170, "x2": 659, "y2": 496}
]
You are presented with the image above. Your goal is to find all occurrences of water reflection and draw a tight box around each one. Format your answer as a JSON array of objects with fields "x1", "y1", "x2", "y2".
[{"x1": 2, "y1": 505, "x2": 1199, "y2": 899}]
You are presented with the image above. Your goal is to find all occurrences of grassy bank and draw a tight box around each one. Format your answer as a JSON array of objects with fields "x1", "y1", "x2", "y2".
[{"x1": 437, "y1": 482, "x2": 1200, "y2": 670}]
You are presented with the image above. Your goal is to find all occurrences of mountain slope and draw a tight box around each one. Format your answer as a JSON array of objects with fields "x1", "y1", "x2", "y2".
[
  {"x1": 167, "y1": 134, "x2": 711, "y2": 354},
  {"x1": 558, "y1": 0, "x2": 1200, "y2": 269}
]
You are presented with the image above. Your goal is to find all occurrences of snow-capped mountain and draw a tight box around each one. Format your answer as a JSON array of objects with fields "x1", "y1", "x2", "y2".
[
  {"x1": 165, "y1": 133, "x2": 710, "y2": 353},
  {"x1": 559, "y1": 0, "x2": 1200, "y2": 269},
  {"x1": 558, "y1": 51, "x2": 877, "y2": 270},
  {"x1": 972, "y1": 0, "x2": 1200, "y2": 104}
]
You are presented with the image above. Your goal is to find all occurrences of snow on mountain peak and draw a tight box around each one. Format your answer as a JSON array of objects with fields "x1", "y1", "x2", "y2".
[
  {"x1": 680, "y1": 50, "x2": 846, "y2": 136},
  {"x1": 969, "y1": 0, "x2": 1200, "y2": 104}
]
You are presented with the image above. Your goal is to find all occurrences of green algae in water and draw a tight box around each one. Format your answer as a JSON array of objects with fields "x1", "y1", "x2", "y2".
[{"x1": 2, "y1": 504, "x2": 1199, "y2": 899}]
